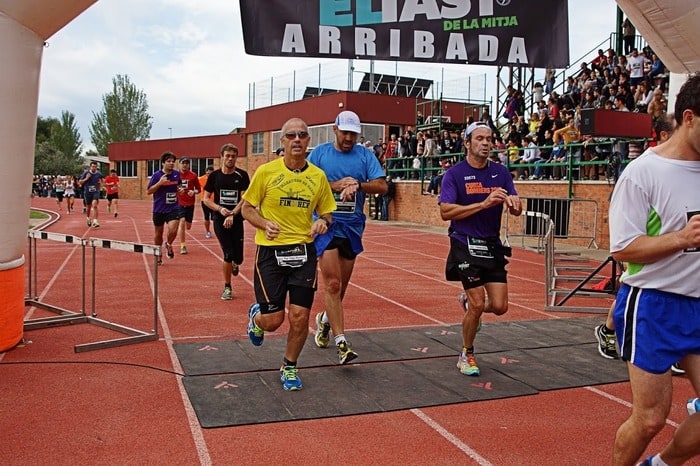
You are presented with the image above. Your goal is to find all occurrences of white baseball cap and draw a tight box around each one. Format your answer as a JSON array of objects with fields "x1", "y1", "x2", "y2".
[
  {"x1": 465, "y1": 121, "x2": 491, "y2": 137},
  {"x1": 335, "y1": 110, "x2": 362, "y2": 134}
]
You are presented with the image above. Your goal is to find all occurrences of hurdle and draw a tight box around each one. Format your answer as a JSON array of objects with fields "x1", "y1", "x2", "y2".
[{"x1": 24, "y1": 230, "x2": 162, "y2": 352}]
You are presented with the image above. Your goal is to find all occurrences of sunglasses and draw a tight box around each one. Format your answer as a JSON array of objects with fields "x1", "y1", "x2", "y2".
[{"x1": 284, "y1": 131, "x2": 309, "y2": 140}]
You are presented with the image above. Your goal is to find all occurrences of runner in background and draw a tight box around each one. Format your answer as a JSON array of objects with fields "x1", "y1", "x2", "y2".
[
  {"x1": 176, "y1": 157, "x2": 201, "y2": 255},
  {"x1": 104, "y1": 169, "x2": 120, "y2": 218},
  {"x1": 78, "y1": 161, "x2": 104, "y2": 227},
  {"x1": 198, "y1": 165, "x2": 214, "y2": 239},
  {"x1": 146, "y1": 152, "x2": 181, "y2": 264}
]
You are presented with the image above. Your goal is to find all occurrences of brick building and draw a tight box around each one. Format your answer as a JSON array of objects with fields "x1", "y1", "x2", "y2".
[{"x1": 108, "y1": 89, "x2": 618, "y2": 250}]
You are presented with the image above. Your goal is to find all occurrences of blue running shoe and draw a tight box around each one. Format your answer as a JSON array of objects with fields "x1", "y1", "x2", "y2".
[
  {"x1": 247, "y1": 303, "x2": 264, "y2": 346},
  {"x1": 688, "y1": 398, "x2": 700, "y2": 415},
  {"x1": 280, "y1": 365, "x2": 302, "y2": 391},
  {"x1": 638, "y1": 456, "x2": 653, "y2": 466}
]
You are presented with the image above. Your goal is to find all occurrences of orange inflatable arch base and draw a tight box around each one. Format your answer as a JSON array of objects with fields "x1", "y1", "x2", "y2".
[{"x1": 0, "y1": 264, "x2": 25, "y2": 352}]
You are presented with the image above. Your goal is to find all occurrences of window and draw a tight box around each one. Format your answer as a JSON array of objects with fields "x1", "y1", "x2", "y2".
[
  {"x1": 190, "y1": 158, "x2": 215, "y2": 176},
  {"x1": 251, "y1": 133, "x2": 264, "y2": 154},
  {"x1": 115, "y1": 161, "x2": 137, "y2": 177},
  {"x1": 147, "y1": 160, "x2": 160, "y2": 177}
]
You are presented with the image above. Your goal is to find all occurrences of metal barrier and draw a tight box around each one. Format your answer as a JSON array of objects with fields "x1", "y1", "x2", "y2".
[
  {"x1": 24, "y1": 230, "x2": 162, "y2": 352},
  {"x1": 504, "y1": 211, "x2": 614, "y2": 314},
  {"x1": 504, "y1": 197, "x2": 599, "y2": 250},
  {"x1": 541, "y1": 228, "x2": 618, "y2": 314}
]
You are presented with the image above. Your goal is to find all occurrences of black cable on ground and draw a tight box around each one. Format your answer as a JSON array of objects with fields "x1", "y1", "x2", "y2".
[{"x1": 0, "y1": 360, "x2": 185, "y2": 377}]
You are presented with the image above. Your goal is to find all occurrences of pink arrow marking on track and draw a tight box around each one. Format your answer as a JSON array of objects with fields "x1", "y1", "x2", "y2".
[
  {"x1": 500, "y1": 357, "x2": 519, "y2": 364},
  {"x1": 214, "y1": 381, "x2": 238, "y2": 389},
  {"x1": 470, "y1": 382, "x2": 493, "y2": 390},
  {"x1": 411, "y1": 347, "x2": 429, "y2": 353}
]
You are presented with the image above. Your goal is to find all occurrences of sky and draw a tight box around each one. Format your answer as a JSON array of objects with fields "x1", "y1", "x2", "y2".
[{"x1": 37, "y1": 0, "x2": 622, "y2": 153}]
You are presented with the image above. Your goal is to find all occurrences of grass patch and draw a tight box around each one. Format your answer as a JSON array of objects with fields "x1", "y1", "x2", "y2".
[{"x1": 30, "y1": 210, "x2": 49, "y2": 220}]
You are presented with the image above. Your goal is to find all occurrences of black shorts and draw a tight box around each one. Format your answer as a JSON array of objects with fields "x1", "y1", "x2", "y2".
[
  {"x1": 55, "y1": 192, "x2": 64, "y2": 202},
  {"x1": 106, "y1": 193, "x2": 119, "y2": 201},
  {"x1": 323, "y1": 236, "x2": 357, "y2": 260},
  {"x1": 201, "y1": 202, "x2": 213, "y2": 221},
  {"x1": 445, "y1": 236, "x2": 510, "y2": 289},
  {"x1": 84, "y1": 190, "x2": 100, "y2": 204},
  {"x1": 253, "y1": 243, "x2": 318, "y2": 314},
  {"x1": 152, "y1": 211, "x2": 180, "y2": 227},
  {"x1": 178, "y1": 205, "x2": 195, "y2": 223},
  {"x1": 213, "y1": 217, "x2": 244, "y2": 264}
]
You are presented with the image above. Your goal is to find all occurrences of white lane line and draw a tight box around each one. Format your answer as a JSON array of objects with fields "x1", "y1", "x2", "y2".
[
  {"x1": 131, "y1": 217, "x2": 213, "y2": 466},
  {"x1": 411, "y1": 408, "x2": 494, "y2": 466}
]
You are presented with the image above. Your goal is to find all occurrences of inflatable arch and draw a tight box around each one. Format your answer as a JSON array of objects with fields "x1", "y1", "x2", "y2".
[{"x1": 0, "y1": 1, "x2": 96, "y2": 351}]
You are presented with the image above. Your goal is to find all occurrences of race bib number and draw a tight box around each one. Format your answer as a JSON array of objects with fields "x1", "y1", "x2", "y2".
[
  {"x1": 180, "y1": 179, "x2": 188, "y2": 190},
  {"x1": 220, "y1": 189, "x2": 238, "y2": 207},
  {"x1": 166, "y1": 192, "x2": 177, "y2": 204},
  {"x1": 333, "y1": 192, "x2": 356, "y2": 214},
  {"x1": 88, "y1": 185, "x2": 97, "y2": 193},
  {"x1": 467, "y1": 236, "x2": 494, "y2": 259},
  {"x1": 274, "y1": 244, "x2": 308, "y2": 268},
  {"x1": 685, "y1": 211, "x2": 700, "y2": 253}
]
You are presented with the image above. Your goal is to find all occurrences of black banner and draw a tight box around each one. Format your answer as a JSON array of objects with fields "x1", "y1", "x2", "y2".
[{"x1": 239, "y1": 0, "x2": 569, "y2": 67}]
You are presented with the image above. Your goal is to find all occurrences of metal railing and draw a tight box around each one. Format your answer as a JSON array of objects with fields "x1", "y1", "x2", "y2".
[{"x1": 384, "y1": 138, "x2": 648, "y2": 197}]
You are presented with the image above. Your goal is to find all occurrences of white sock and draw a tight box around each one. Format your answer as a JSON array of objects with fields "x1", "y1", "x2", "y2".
[
  {"x1": 321, "y1": 311, "x2": 329, "y2": 324},
  {"x1": 651, "y1": 454, "x2": 668, "y2": 466},
  {"x1": 334, "y1": 334, "x2": 346, "y2": 346}
]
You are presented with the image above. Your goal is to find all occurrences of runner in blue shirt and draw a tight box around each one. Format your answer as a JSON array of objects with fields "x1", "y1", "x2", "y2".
[
  {"x1": 308, "y1": 110, "x2": 387, "y2": 364},
  {"x1": 78, "y1": 161, "x2": 104, "y2": 227}
]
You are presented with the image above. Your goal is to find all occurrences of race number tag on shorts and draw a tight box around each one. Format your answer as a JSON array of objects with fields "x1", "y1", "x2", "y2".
[
  {"x1": 166, "y1": 192, "x2": 177, "y2": 204},
  {"x1": 274, "y1": 244, "x2": 308, "y2": 268},
  {"x1": 467, "y1": 236, "x2": 494, "y2": 259},
  {"x1": 685, "y1": 211, "x2": 700, "y2": 253},
  {"x1": 219, "y1": 189, "x2": 239, "y2": 208},
  {"x1": 333, "y1": 192, "x2": 356, "y2": 214},
  {"x1": 88, "y1": 185, "x2": 97, "y2": 193}
]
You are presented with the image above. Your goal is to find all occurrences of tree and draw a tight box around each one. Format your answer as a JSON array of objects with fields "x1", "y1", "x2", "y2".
[
  {"x1": 50, "y1": 110, "x2": 83, "y2": 159},
  {"x1": 36, "y1": 116, "x2": 59, "y2": 144},
  {"x1": 34, "y1": 142, "x2": 83, "y2": 176},
  {"x1": 34, "y1": 112, "x2": 84, "y2": 175},
  {"x1": 89, "y1": 74, "x2": 153, "y2": 156}
]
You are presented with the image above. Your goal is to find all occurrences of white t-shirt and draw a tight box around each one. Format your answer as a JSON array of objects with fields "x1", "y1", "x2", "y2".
[
  {"x1": 609, "y1": 150, "x2": 700, "y2": 296},
  {"x1": 626, "y1": 54, "x2": 647, "y2": 79}
]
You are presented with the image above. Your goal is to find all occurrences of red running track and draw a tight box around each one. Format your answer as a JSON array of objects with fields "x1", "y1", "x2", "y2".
[{"x1": 0, "y1": 197, "x2": 696, "y2": 465}]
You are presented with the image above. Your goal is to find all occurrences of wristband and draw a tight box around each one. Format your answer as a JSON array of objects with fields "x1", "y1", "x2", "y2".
[
  {"x1": 320, "y1": 217, "x2": 330, "y2": 227},
  {"x1": 356, "y1": 180, "x2": 362, "y2": 191}
]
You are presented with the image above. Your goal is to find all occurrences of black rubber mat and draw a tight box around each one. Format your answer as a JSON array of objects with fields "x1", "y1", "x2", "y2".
[
  {"x1": 174, "y1": 327, "x2": 458, "y2": 376},
  {"x1": 182, "y1": 359, "x2": 539, "y2": 428},
  {"x1": 176, "y1": 316, "x2": 629, "y2": 428}
]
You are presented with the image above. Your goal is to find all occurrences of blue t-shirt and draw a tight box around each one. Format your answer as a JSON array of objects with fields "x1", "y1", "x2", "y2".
[
  {"x1": 148, "y1": 169, "x2": 181, "y2": 214},
  {"x1": 439, "y1": 160, "x2": 516, "y2": 241},
  {"x1": 308, "y1": 142, "x2": 385, "y2": 225},
  {"x1": 79, "y1": 169, "x2": 104, "y2": 195},
  {"x1": 308, "y1": 141, "x2": 385, "y2": 254}
]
